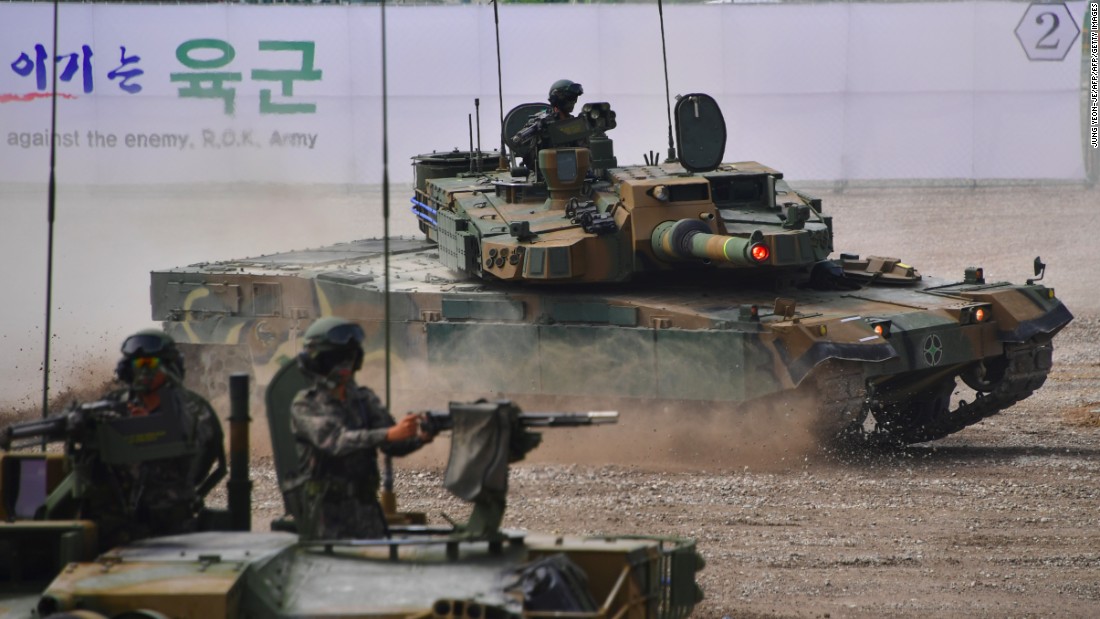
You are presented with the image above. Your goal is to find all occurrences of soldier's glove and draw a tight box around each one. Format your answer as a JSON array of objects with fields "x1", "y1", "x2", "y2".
[
  {"x1": 414, "y1": 413, "x2": 435, "y2": 444},
  {"x1": 385, "y1": 414, "x2": 421, "y2": 443}
]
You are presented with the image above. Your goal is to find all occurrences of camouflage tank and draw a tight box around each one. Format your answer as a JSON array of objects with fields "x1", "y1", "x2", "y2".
[
  {"x1": 1, "y1": 374, "x2": 703, "y2": 618},
  {"x1": 151, "y1": 92, "x2": 1072, "y2": 447}
]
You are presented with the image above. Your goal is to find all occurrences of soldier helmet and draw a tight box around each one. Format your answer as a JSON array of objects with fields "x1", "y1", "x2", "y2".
[
  {"x1": 116, "y1": 328, "x2": 184, "y2": 383},
  {"x1": 299, "y1": 317, "x2": 366, "y2": 376},
  {"x1": 548, "y1": 79, "x2": 583, "y2": 113}
]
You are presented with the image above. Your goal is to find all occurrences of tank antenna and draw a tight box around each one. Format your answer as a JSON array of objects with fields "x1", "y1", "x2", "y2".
[
  {"x1": 657, "y1": 0, "x2": 677, "y2": 163},
  {"x1": 492, "y1": 0, "x2": 507, "y2": 170},
  {"x1": 41, "y1": 0, "x2": 61, "y2": 426},
  {"x1": 475, "y1": 98, "x2": 482, "y2": 174},
  {"x1": 380, "y1": 0, "x2": 397, "y2": 512}
]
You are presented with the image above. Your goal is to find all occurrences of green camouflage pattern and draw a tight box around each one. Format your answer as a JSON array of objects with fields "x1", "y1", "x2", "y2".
[{"x1": 287, "y1": 379, "x2": 423, "y2": 540}]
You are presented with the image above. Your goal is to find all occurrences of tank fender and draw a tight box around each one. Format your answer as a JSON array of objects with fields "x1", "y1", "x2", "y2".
[
  {"x1": 997, "y1": 301, "x2": 1072, "y2": 342},
  {"x1": 783, "y1": 340, "x2": 896, "y2": 386},
  {"x1": 767, "y1": 318, "x2": 897, "y2": 386}
]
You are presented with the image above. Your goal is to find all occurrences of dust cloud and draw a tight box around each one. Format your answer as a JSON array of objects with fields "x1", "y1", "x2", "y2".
[
  {"x1": 1, "y1": 182, "x2": 418, "y2": 413},
  {"x1": 395, "y1": 392, "x2": 829, "y2": 475},
  {"x1": 385, "y1": 321, "x2": 828, "y2": 473}
]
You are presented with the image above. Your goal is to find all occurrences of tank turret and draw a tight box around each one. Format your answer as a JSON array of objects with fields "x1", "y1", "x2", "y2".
[{"x1": 412, "y1": 93, "x2": 834, "y2": 285}]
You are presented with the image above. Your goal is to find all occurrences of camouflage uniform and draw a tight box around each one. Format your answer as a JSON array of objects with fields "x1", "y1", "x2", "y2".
[
  {"x1": 288, "y1": 380, "x2": 422, "y2": 540},
  {"x1": 78, "y1": 384, "x2": 224, "y2": 548}
]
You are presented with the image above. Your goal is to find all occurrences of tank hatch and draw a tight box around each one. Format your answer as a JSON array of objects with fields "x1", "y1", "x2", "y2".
[{"x1": 675, "y1": 93, "x2": 727, "y2": 173}]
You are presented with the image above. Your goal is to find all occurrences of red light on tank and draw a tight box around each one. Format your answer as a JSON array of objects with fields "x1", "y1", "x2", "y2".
[
  {"x1": 974, "y1": 307, "x2": 986, "y2": 322},
  {"x1": 873, "y1": 324, "x2": 884, "y2": 336},
  {"x1": 750, "y1": 243, "x2": 770, "y2": 263}
]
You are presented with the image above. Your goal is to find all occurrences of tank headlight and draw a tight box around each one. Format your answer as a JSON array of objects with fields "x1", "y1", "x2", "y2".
[
  {"x1": 818, "y1": 325, "x2": 827, "y2": 336},
  {"x1": 960, "y1": 303, "x2": 993, "y2": 325},
  {"x1": 652, "y1": 185, "x2": 669, "y2": 201},
  {"x1": 868, "y1": 319, "x2": 892, "y2": 338},
  {"x1": 749, "y1": 243, "x2": 770, "y2": 263}
]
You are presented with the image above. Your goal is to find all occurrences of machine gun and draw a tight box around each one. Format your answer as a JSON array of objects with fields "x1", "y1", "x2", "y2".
[
  {"x1": 1, "y1": 399, "x2": 193, "y2": 466},
  {"x1": 416, "y1": 400, "x2": 617, "y2": 539},
  {"x1": 419, "y1": 405, "x2": 618, "y2": 436},
  {"x1": 508, "y1": 102, "x2": 617, "y2": 165},
  {"x1": 510, "y1": 109, "x2": 554, "y2": 153},
  {"x1": 0, "y1": 400, "x2": 127, "y2": 452},
  {"x1": 1, "y1": 394, "x2": 226, "y2": 534}
]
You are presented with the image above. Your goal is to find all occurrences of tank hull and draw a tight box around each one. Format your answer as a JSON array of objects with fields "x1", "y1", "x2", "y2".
[{"x1": 151, "y1": 238, "x2": 1071, "y2": 445}]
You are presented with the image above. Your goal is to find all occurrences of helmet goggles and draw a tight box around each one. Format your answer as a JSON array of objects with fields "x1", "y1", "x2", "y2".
[
  {"x1": 561, "y1": 82, "x2": 583, "y2": 99},
  {"x1": 121, "y1": 333, "x2": 169, "y2": 357},
  {"x1": 316, "y1": 322, "x2": 365, "y2": 347},
  {"x1": 132, "y1": 356, "x2": 161, "y2": 370}
]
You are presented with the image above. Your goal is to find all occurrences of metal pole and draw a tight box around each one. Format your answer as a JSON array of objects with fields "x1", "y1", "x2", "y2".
[
  {"x1": 493, "y1": 0, "x2": 507, "y2": 170},
  {"x1": 228, "y1": 373, "x2": 252, "y2": 532},
  {"x1": 41, "y1": 0, "x2": 61, "y2": 427},
  {"x1": 380, "y1": 0, "x2": 397, "y2": 516},
  {"x1": 657, "y1": 0, "x2": 677, "y2": 163}
]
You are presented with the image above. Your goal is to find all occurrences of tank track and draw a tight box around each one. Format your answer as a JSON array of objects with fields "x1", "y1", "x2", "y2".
[
  {"x1": 884, "y1": 340, "x2": 1053, "y2": 445},
  {"x1": 806, "y1": 360, "x2": 870, "y2": 444},
  {"x1": 841, "y1": 339, "x2": 1055, "y2": 447}
]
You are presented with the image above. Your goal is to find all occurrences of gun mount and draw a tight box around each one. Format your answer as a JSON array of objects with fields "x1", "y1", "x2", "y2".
[
  {"x1": 505, "y1": 101, "x2": 618, "y2": 174},
  {"x1": 0, "y1": 401, "x2": 197, "y2": 468},
  {"x1": 419, "y1": 402, "x2": 618, "y2": 539}
]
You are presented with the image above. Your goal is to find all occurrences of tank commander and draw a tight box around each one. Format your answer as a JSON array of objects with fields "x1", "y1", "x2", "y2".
[
  {"x1": 80, "y1": 329, "x2": 226, "y2": 547},
  {"x1": 511, "y1": 79, "x2": 587, "y2": 171},
  {"x1": 285, "y1": 317, "x2": 434, "y2": 540}
]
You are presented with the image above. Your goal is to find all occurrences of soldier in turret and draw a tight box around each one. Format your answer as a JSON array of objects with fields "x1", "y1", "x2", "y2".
[
  {"x1": 511, "y1": 79, "x2": 587, "y2": 172},
  {"x1": 81, "y1": 329, "x2": 226, "y2": 547},
  {"x1": 285, "y1": 317, "x2": 434, "y2": 540}
]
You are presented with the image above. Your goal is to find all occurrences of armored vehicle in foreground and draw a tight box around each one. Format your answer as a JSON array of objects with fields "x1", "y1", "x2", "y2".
[
  {"x1": 1, "y1": 374, "x2": 702, "y2": 618},
  {"x1": 151, "y1": 93, "x2": 1071, "y2": 447}
]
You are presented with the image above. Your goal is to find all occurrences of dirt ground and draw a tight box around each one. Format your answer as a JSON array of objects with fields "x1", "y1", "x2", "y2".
[{"x1": 232, "y1": 184, "x2": 1100, "y2": 618}]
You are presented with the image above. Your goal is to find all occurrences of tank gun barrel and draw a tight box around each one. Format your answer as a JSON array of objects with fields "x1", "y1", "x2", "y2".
[{"x1": 652, "y1": 219, "x2": 769, "y2": 267}]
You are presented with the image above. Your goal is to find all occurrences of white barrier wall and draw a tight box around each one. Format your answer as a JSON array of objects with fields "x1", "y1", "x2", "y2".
[{"x1": 0, "y1": 1, "x2": 1089, "y2": 184}]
